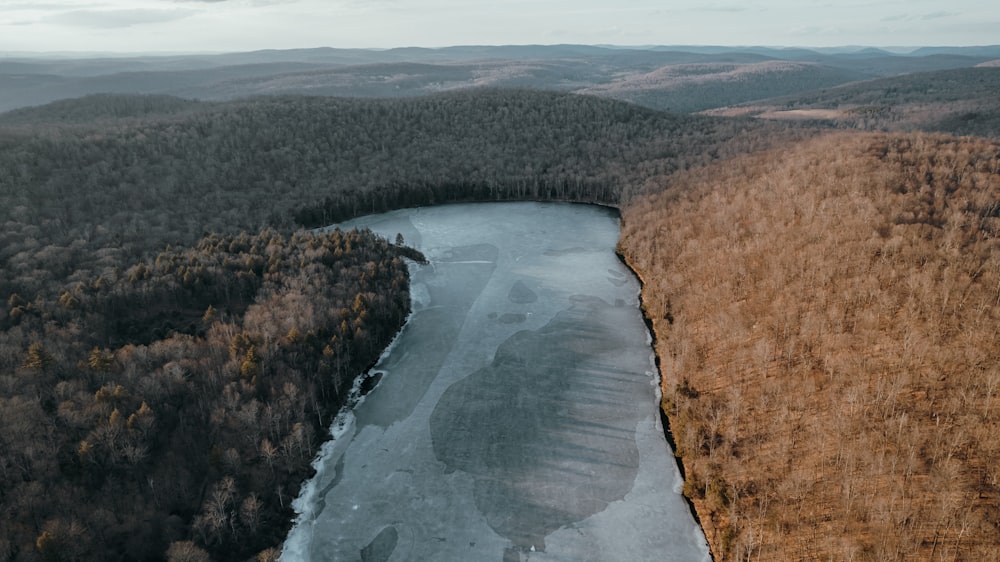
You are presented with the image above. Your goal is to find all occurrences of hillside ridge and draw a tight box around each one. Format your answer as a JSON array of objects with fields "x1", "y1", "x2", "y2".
[{"x1": 620, "y1": 131, "x2": 1000, "y2": 560}]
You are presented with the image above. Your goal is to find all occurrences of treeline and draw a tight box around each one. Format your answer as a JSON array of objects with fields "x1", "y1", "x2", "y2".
[
  {"x1": 772, "y1": 67, "x2": 1000, "y2": 111},
  {"x1": 607, "y1": 62, "x2": 864, "y2": 114},
  {"x1": 0, "y1": 94, "x2": 207, "y2": 126},
  {"x1": 1, "y1": 227, "x2": 416, "y2": 561},
  {"x1": 750, "y1": 67, "x2": 1000, "y2": 138},
  {"x1": 619, "y1": 132, "x2": 1000, "y2": 560},
  {"x1": 0, "y1": 90, "x2": 805, "y2": 307}
]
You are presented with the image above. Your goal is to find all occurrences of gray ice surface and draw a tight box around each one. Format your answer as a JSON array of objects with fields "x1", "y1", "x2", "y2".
[{"x1": 282, "y1": 202, "x2": 709, "y2": 562}]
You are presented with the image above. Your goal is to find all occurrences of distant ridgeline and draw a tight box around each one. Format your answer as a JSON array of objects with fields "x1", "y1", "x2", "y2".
[
  {"x1": 710, "y1": 66, "x2": 1000, "y2": 139},
  {"x1": 3, "y1": 44, "x2": 1000, "y2": 115}
]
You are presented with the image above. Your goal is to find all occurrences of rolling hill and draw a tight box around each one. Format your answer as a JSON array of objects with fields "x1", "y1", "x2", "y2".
[
  {"x1": 3, "y1": 44, "x2": 998, "y2": 114},
  {"x1": 704, "y1": 66, "x2": 1000, "y2": 138},
  {"x1": 619, "y1": 131, "x2": 1000, "y2": 560}
]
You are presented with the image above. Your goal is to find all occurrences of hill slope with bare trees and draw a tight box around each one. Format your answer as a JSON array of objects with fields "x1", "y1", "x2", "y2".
[
  {"x1": 3, "y1": 87, "x2": 1000, "y2": 560},
  {"x1": 0, "y1": 90, "x2": 799, "y2": 562},
  {"x1": 619, "y1": 132, "x2": 1000, "y2": 560}
]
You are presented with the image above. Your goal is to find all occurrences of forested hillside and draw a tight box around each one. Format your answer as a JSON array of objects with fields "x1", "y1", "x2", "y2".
[
  {"x1": 0, "y1": 90, "x2": 794, "y2": 307},
  {"x1": 619, "y1": 133, "x2": 1000, "y2": 560},
  {"x1": 0, "y1": 94, "x2": 206, "y2": 126},
  {"x1": 0, "y1": 90, "x2": 801, "y2": 562},
  {"x1": 3, "y1": 86, "x2": 999, "y2": 561},
  {"x1": 708, "y1": 67, "x2": 1000, "y2": 139},
  {"x1": 580, "y1": 61, "x2": 864, "y2": 113},
  {"x1": 1, "y1": 227, "x2": 415, "y2": 561}
]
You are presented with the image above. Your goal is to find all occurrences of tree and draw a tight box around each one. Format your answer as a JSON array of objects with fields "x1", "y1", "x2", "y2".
[
  {"x1": 87, "y1": 347, "x2": 114, "y2": 372},
  {"x1": 239, "y1": 494, "x2": 263, "y2": 534},
  {"x1": 23, "y1": 342, "x2": 53, "y2": 371},
  {"x1": 240, "y1": 345, "x2": 260, "y2": 378},
  {"x1": 166, "y1": 541, "x2": 212, "y2": 562},
  {"x1": 35, "y1": 519, "x2": 88, "y2": 562}
]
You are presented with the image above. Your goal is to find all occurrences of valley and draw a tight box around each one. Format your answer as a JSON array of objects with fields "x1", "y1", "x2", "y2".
[{"x1": 1, "y1": 44, "x2": 998, "y2": 561}]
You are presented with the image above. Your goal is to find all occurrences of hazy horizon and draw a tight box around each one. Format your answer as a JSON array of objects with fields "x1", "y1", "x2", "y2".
[
  {"x1": 1, "y1": 0, "x2": 997, "y2": 55},
  {"x1": 0, "y1": 43, "x2": 993, "y2": 59}
]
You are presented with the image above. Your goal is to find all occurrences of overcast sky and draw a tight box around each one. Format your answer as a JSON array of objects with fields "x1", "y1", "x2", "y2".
[{"x1": 0, "y1": 0, "x2": 997, "y2": 54}]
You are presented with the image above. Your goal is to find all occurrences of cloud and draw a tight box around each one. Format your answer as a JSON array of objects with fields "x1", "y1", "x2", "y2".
[
  {"x1": 691, "y1": 4, "x2": 748, "y2": 13},
  {"x1": 166, "y1": 0, "x2": 310, "y2": 4},
  {"x1": 0, "y1": 2, "x2": 100, "y2": 8},
  {"x1": 922, "y1": 11, "x2": 959, "y2": 20},
  {"x1": 166, "y1": 0, "x2": 305, "y2": 6},
  {"x1": 42, "y1": 8, "x2": 199, "y2": 28},
  {"x1": 881, "y1": 11, "x2": 959, "y2": 23},
  {"x1": 880, "y1": 14, "x2": 908, "y2": 22}
]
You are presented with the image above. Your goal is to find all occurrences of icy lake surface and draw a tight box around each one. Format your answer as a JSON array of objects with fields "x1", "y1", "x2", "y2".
[{"x1": 281, "y1": 202, "x2": 709, "y2": 562}]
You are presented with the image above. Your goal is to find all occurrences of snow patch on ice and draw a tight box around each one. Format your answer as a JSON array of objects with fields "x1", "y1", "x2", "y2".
[
  {"x1": 409, "y1": 281, "x2": 431, "y2": 311},
  {"x1": 280, "y1": 317, "x2": 412, "y2": 561}
]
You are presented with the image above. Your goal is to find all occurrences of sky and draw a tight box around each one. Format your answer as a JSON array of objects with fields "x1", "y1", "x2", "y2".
[{"x1": 0, "y1": 0, "x2": 997, "y2": 54}]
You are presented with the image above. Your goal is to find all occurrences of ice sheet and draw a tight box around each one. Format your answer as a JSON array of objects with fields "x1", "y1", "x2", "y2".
[{"x1": 282, "y1": 202, "x2": 709, "y2": 562}]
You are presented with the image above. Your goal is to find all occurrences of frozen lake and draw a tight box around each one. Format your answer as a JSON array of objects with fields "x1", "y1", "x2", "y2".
[{"x1": 282, "y1": 202, "x2": 709, "y2": 562}]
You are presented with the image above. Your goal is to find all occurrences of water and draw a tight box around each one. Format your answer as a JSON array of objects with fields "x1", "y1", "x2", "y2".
[{"x1": 282, "y1": 202, "x2": 709, "y2": 562}]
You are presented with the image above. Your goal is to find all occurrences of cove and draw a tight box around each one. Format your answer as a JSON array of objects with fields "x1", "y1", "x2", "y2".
[{"x1": 281, "y1": 202, "x2": 709, "y2": 562}]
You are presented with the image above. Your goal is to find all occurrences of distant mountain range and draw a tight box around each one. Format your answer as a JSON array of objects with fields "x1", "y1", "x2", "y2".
[{"x1": 2, "y1": 44, "x2": 999, "y2": 114}]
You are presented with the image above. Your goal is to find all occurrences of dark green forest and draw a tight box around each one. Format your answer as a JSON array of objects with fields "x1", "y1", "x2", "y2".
[{"x1": 0, "y1": 90, "x2": 803, "y2": 561}]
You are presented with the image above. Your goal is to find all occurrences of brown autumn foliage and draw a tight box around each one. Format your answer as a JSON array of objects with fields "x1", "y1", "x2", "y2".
[{"x1": 619, "y1": 131, "x2": 1000, "y2": 560}]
